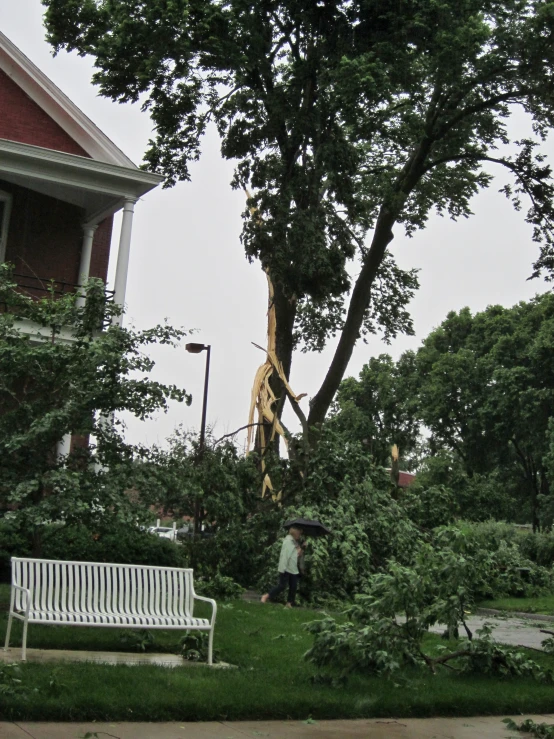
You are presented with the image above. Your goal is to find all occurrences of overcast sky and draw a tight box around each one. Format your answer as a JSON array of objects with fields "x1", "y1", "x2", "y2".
[{"x1": 1, "y1": 0, "x2": 551, "y2": 450}]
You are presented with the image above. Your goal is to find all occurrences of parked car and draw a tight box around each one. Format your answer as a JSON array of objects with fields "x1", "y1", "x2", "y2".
[
  {"x1": 148, "y1": 526, "x2": 177, "y2": 542},
  {"x1": 176, "y1": 525, "x2": 214, "y2": 541}
]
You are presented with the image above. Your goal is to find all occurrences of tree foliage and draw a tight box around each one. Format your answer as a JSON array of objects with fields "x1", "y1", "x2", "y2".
[
  {"x1": 0, "y1": 266, "x2": 190, "y2": 548},
  {"x1": 305, "y1": 528, "x2": 553, "y2": 680},
  {"x1": 329, "y1": 352, "x2": 421, "y2": 468},
  {"x1": 415, "y1": 292, "x2": 554, "y2": 528},
  {"x1": 42, "y1": 0, "x2": 554, "y2": 437},
  {"x1": 331, "y1": 291, "x2": 554, "y2": 525},
  {"x1": 145, "y1": 428, "x2": 260, "y2": 528}
]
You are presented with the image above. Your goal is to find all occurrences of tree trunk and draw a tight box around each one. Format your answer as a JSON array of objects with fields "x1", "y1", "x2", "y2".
[
  {"x1": 537, "y1": 468, "x2": 550, "y2": 532},
  {"x1": 259, "y1": 278, "x2": 297, "y2": 455},
  {"x1": 306, "y1": 133, "x2": 435, "y2": 432},
  {"x1": 307, "y1": 206, "x2": 397, "y2": 429}
]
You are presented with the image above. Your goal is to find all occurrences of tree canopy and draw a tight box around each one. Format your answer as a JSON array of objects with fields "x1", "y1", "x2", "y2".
[
  {"x1": 333, "y1": 291, "x2": 554, "y2": 526},
  {"x1": 42, "y1": 0, "x2": 554, "y2": 437},
  {"x1": 415, "y1": 292, "x2": 554, "y2": 528}
]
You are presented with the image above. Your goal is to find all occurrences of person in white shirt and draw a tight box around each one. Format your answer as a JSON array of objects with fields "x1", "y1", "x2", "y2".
[{"x1": 261, "y1": 526, "x2": 305, "y2": 608}]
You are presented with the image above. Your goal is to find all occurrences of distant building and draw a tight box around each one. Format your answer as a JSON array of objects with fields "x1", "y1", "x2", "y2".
[
  {"x1": 387, "y1": 469, "x2": 417, "y2": 488},
  {"x1": 397, "y1": 471, "x2": 416, "y2": 488}
]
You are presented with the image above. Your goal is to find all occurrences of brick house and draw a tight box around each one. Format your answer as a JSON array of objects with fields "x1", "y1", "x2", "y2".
[
  {"x1": 0, "y1": 31, "x2": 164, "y2": 456},
  {"x1": 0, "y1": 30, "x2": 162, "y2": 337}
]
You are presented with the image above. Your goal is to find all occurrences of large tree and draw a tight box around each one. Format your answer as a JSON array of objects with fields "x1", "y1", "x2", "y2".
[
  {"x1": 43, "y1": 0, "x2": 554, "y2": 443},
  {"x1": 415, "y1": 293, "x2": 554, "y2": 529}
]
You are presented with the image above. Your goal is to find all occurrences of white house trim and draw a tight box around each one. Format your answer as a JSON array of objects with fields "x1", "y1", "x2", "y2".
[
  {"x1": 76, "y1": 224, "x2": 99, "y2": 307},
  {"x1": 0, "y1": 138, "x2": 162, "y2": 198},
  {"x1": 0, "y1": 138, "x2": 162, "y2": 224},
  {"x1": 0, "y1": 30, "x2": 136, "y2": 168},
  {"x1": 84, "y1": 199, "x2": 127, "y2": 229},
  {"x1": 112, "y1": 198, "x2": 137, "y2": 319}
]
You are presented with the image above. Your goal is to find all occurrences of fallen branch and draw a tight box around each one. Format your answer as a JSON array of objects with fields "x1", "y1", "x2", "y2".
[
  {"x1": 212, "y1": 423, "x2": 264, "y2": 446},
  {"x1": 517, "y1": 644, "x2": 546, "y2": 654}
]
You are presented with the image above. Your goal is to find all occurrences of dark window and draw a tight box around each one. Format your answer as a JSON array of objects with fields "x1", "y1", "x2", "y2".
[{"x1": 0, "y1": 192, "x2": 11, "y2": 263}]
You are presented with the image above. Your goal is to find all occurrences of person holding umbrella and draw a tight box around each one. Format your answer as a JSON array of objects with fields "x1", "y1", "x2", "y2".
[
  {"x1": 261, "y1": 519, "x2": 331, "y2": 608},
  {"x1": 261, "y1": 524, "x2": 304, "y2": 608}
]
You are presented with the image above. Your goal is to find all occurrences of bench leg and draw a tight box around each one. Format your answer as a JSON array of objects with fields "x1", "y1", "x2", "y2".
[
  {"x1": 21, "y1": 619, "x2": 28, "y2": 662},
  {"x1": 3, "y1": 612, "x2": 13, "y2": 651},
  {"x1": 208, "y1": 627, "x2": 214, "y2": 666}
]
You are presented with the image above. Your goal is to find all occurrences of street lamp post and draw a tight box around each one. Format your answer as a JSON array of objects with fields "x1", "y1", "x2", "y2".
[{"x1": 185, "y1": 343, "x2": 211, "y2": 536}]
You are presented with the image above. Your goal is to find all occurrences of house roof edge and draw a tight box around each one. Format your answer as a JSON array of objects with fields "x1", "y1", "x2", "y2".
[{"x1": 0, "y1": 30, "x2": 139, "y2": 169}]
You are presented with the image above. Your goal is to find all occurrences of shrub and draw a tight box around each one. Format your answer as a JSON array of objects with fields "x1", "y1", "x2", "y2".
[
  {"x1": 40, "y1": 523, "x2": 188, "y2": 568},
  {"x1": 401, "y1": 484, "x2": 459, "y2": 529},
  {"x1": 195, "y1": 571, "x2": 244, "y2": 601},
  {"x1": 518, "y1": 531, "x2": 554, "y2": 569},
  {"x1": 182, "y1": 514, "x2": 279, "y2": 588},
  {"x1": 0, "y1": 517, "x2": 31, "y2": 582},
  {"x1": 435, "y1": 525, "x2": 553, "y2": 599},
  {"x1": 460, "y1": 519, "x2": 519, "y2": 550}
]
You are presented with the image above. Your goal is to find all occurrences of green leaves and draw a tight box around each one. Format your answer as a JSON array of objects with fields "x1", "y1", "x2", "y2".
[
  {"x1": 0, "y1": 267, "x2": 191, "y2": 537},
  {"x1": 330, "y1": 351, "x2": 421, "y2": 468},
  {"x1": 413, "y1": 293, "x2": 554, "y2": 527},
  {"x1": 503, "y1": 718, "x2": 554, "y2": 738},
  {"x1": 305, "y1": 531, "x2": 554, "y2": 681}
]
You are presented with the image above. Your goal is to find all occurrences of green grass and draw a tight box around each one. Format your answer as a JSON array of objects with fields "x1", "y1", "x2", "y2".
[
  {"x1": 2, "y1": 583, "x2": 554, "y2": 722},
  {"x1": 478, "y1": 596, "x2": 554, "y2": 615}
]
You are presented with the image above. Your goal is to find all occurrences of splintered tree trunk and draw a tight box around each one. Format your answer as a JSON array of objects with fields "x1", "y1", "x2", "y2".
[
  {"x1": 248, "y1": 270, "x2": 300, "y2": 499},
  {"x1": 265, "y1": 284, "x2": 296, "y2": 453}
]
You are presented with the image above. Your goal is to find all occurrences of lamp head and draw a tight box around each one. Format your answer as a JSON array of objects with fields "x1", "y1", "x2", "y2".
[{"x1": 186, "y1": 342, "x2": 208, "y2": 354}]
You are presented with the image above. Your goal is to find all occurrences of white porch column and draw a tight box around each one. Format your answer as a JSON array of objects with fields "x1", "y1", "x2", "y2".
[
  {"x1": 56, "y1": 433, "x2": 72, "y2": 459},
  {"x1": 76, "y1": 224, "x2": 98, "y2": 307},
  {"x1": 112, "y1": 197, "x2": 137, "y2": 324}
]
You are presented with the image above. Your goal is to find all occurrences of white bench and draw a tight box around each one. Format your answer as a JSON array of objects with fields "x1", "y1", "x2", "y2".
[{"x1": 3, "y1": 557, "x2": 217, "y2": 663}]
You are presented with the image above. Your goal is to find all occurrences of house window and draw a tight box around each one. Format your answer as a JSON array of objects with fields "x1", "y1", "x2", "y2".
[{"x1": 0, "y1": 190, "x2": 12, "y2": 264}]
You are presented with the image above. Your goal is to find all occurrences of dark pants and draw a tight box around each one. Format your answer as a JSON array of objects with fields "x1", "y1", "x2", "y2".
[{"x1": 268, "y1": 571, "x2": 299, "y2": 605}]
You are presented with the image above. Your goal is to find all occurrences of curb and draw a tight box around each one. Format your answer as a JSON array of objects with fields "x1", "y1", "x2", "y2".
[{"x1": 476, "y1": 607, "x2": 554, "y2": 623}]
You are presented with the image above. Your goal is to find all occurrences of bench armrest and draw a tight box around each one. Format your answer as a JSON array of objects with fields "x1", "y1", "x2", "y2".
[
  {"x1": 10, "y1": 584, "x2": 31, "y2": 615},
  {"x1": 193, "y1": 594, "x2": 217, "y2": 626}
]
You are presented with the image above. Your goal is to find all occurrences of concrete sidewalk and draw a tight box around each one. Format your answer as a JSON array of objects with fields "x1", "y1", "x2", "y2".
[{"x1": 2, "y1": 716, "x2": 554, "y2": 738}]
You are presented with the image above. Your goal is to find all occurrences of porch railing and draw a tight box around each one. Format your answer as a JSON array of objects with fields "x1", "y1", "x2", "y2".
[{"x1": 0, "y1": 273, "x2": 115, "y2": 329}]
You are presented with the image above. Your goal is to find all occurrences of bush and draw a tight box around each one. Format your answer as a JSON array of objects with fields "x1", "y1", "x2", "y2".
[
  {"x1": 0, "y1": 517, "x2": 31, "y2": 582},
  {"x1": 195, "y1": 571, "x2": 244, "y2": 601},
  {"x1": 40, "y1": 523, "x2": 188, "y2": 568},
  {"x1": 182, "y1": 514, "x2": 280, "y2": 588},
  {"x1": 518, "y1": 531, "x2": 554, "y2": 568},
  {"x1": 401, "y1": 484, "x2": 459, "y2": 529},
  {"x1": 0, "y1": 521, "x2": 188, "y2": 572},
  {"x1": 436, "y1": 525, "x2": 553, "y2": 599},
  {"x1": 413, "y1": 453, "x2": 521, "y2": 522},
  {"x1": 460, "y1": 519, "x2": 519, "y2": 550}
]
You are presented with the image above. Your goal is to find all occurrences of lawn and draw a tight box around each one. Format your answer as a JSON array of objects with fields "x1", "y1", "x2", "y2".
[
  {"x1": 478, "y1": 595, "x2": 554, "y2": 615},
  {"x1": 2, "y1": 583, "x2": 554, "y2": 722}
]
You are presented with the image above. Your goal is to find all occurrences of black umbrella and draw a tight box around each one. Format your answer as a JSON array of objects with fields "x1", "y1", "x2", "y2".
[{"x1": 283, "y1": 518, "x2": 331, "y2": 537}]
